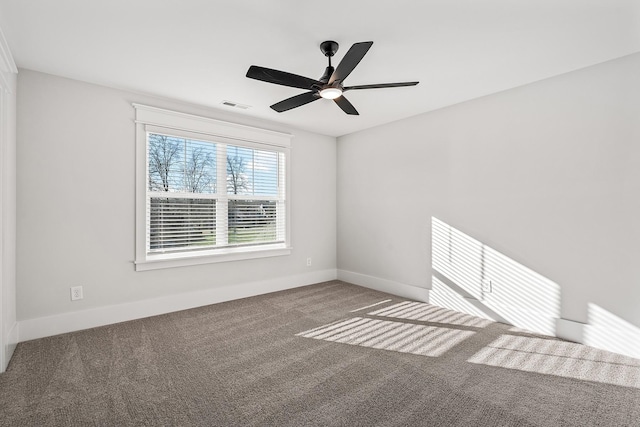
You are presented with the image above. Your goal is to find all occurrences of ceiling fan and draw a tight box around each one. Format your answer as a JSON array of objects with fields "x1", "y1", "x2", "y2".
[{"x1": 246, "y1": 41, "x2": 419, "y2": 115}]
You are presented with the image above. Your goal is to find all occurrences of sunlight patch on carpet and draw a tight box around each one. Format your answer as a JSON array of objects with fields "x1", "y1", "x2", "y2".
[
  {"x1": 368, "y1": 301, "x2": 492, "y2": 328},
  {"x1": 350, "y1": 299, "x2": 393, "y2": 313},
  {"x1": 468, "y1": 334, "x2": 640, "y2": 389},
  {"x1": 297, "y1": 317, "x2": 474, "y2": 357}
]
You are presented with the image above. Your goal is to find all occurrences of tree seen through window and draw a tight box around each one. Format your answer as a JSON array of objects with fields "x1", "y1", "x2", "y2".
[{"x1": 147, "y1": 134, "x2": 282, "y2": 253}]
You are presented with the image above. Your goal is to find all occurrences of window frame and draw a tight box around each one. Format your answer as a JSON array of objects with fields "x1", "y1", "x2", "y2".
[{"x1": 134, "y1": 104, "x2": 292, "y2": 271}]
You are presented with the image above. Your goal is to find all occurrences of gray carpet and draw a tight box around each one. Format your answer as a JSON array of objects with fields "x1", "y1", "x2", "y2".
[{"x1": 1, "y1": 281, "x2": 639, "y2": 426}]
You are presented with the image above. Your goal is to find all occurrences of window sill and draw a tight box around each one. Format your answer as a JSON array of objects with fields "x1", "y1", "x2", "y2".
[{"x1": 135, "y1": 244, "x2": 292, "y2": 271}]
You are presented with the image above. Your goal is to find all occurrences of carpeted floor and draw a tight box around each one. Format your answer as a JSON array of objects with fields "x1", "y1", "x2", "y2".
[{"x1": 1, "y1": 280, "x2": 640, "y2": 426}]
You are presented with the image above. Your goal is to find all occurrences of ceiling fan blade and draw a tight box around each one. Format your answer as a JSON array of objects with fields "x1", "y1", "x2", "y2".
[
  {"x1": 334, "y1": 95, "x2": 359, "y2": 115},
  {"x1": 270, "y1": 91, "x2": 320, "y2": 112},
  {"x1": 328, "y1": 41, "x2": 373, "y2": 85},
  {"x1": 344, "y1": 81, "x2": 419, "y2": 91},
  {"x1": 247, "y1": 66, "x2": 320, "y2": 90}
]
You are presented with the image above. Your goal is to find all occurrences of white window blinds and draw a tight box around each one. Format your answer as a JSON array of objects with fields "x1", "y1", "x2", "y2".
[{"x1": 146, "y1": 133, "x2": 286, "y2": 256}]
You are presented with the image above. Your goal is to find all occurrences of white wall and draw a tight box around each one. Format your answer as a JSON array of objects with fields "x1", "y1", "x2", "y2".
[
  {"x1": 337, "y1": 53, "x2": 640, "y2": 356},
  {"x1": 16, "y1": 70, "x2": 337, "y2": 340},
  {"x1": 0, "y1": 28, "x2": 17, "y2": 371}
]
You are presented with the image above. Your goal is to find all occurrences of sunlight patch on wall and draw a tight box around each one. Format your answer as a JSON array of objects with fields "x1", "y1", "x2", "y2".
[
  {"x1": 431, "y1": 217, "x2": 560, "y2": 336},
  {"x1": 368, "y1": 299, "x2": 492, "y2": 328},
  {"x1": 468, "y1": 334, "x2": 640, "y2": 388},
  {"x1": 584, "y1": 304, "x2": 640, "y2": 360},
  {"x1": 297, "y1": 317, "x2": 474, "y2": 357}
]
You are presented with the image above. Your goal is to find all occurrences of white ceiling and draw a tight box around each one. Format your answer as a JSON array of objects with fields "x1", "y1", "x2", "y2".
[{"x1": 1, "y1": 0, "x2": 638, "y2": 137}]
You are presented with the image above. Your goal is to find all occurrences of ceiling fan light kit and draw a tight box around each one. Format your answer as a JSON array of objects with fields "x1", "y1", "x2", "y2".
[
  {"x1": 246, "y1": 40, "x2": 419, "y2": 115},
  {"x1": 319, "y1": 87, "x2": 343, "y2": 99}
]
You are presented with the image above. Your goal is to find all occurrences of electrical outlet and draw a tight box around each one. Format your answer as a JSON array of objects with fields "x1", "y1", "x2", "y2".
[
  {"x1": 70, "y1": 286, "x2": 83, "y2": 301},
  {"x1": 306, "y1": 257, "x2": 312, "y2": 267},
  {"x1": 481, "y1": 279, "x2": 492, "y2": 293}
]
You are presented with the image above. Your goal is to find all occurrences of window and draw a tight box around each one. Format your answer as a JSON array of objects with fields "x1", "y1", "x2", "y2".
[{"x1": 134, "y1": 105, "x2": 291, "y2": 271}]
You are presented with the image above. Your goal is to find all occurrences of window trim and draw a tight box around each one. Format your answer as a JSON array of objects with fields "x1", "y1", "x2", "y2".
[{"x1": 133, "y1": 104, "x2": 292, "y2": 271}]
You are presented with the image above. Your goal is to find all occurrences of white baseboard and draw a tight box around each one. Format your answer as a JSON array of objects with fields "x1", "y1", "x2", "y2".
[
  {"x1": 556, "y1": 318, "x2": 586, "y2": 343},
  {"x1": 1, "y1": 321, "x2": 18, "y2": 373},
  {"x1": 557, "y1": 317, "x2": 640, "y2": 359},
  {"x1": 18, "y1": 269, "x2": 338, "y2": 342},
  {"x1": 337, "y1": 269, "x2": 429, "y2": 302}
]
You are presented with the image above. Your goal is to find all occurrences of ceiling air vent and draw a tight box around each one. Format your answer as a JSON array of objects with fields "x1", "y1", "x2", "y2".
[{"x1": 221, "y1": 100, "x2": 251, "y2": 110}]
